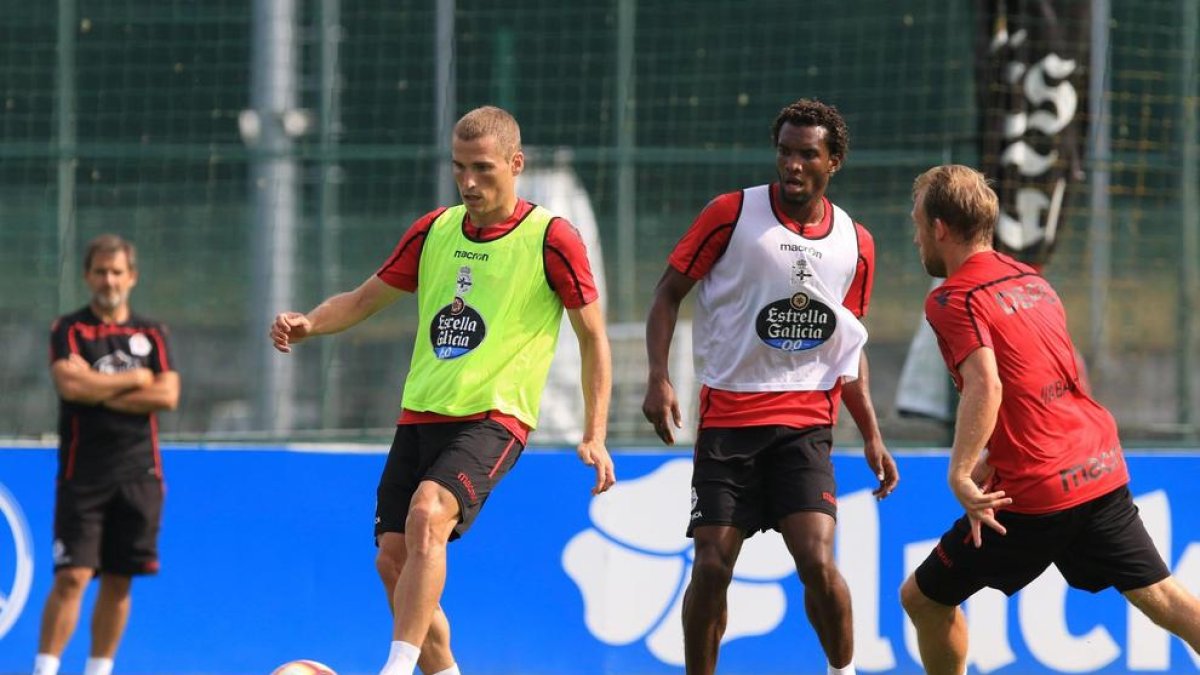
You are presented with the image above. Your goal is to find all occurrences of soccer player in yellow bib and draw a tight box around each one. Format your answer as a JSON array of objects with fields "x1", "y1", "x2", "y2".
[{"x1": 270, "y1": 106, "x2": 615, "y2": 675}]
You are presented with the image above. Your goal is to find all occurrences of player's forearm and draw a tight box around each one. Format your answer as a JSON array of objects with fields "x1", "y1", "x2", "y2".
[
  {"x1": 104, "y1": 373, "x2": 180, "y2": 413},
  {"x1": 54, "y1": 368, "x2": 146, "y2": 404},
  {"x1": 305, "y1": 277, "x2": 400, "y2": 337},
  {"x1": 578, "y1": 329, "x2": 612, "y2": 444},
  {"x1": 305, "y1": 291, "x2": 378, "y2": 336},
  {"x1": 843, "y1": 352, "x2": 883, "y2": 445},
  {"x1": 948, "y1": 376, "x2": 1002, "y2": 483},
  {"x1": 645, "y1": 296, "x2": 680, "y2": 383}
]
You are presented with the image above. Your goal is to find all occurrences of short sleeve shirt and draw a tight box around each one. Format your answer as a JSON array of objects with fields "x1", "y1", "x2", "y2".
[
  {"x1": 926, "y1": 251, "x2": 1127, "y2": 514},
  {"x1": 50, "y1": 306, "x2": 173, "y2": 482}
]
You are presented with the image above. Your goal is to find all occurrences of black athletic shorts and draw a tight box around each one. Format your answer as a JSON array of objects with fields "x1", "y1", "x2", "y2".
[
  {"x1": 375, "y1": 420, "x2": 524, "y2": 542},
  {"x1": 915, "y1": 485, "x2": 1171, "y2": 606},
  {"x1": 53, "y1": 477, "x2": 163, "y2": 576},
  {"x1": 688, "y1": 425, "x2": 837, "y2": 538}
]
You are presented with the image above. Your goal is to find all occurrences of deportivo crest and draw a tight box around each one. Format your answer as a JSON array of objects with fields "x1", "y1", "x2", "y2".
[
  {"x1": 755, "y1": 292, "x2": 837, "y2": 351},
  {"x1": 455, "y1": 265, "x2": 473, "y2": 296},
  {"x1": 791, "y1": 257, "x2": 813, "y2": 289}
]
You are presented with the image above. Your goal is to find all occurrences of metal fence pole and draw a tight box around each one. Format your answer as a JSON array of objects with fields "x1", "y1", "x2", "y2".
[
  {"x1": 1180, "y1": 0, "x2": 1199, "y2": 439},
  {"x1": 1087, "y1": 0, "x2": 1112, "y2": 384},
  {"x1": 318, "y1": 0, "x2": 344, "y2": 431},
  {"x1": 55, "y1": 0, "x2": 77, "y2": 313},
  {"x1": 615, "y1": 0, "x2": 637, "y2": 322},
  {"x1": 435, "y1": 0, "x2": 456, "y2": 206},
  {"x1": 250, "y1": 0, "x2": 299, "y2": 435}
]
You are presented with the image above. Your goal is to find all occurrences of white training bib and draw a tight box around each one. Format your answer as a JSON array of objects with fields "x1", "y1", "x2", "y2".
[{"x1": 692, "y1": 185, "x2": 868, "y2": 391}]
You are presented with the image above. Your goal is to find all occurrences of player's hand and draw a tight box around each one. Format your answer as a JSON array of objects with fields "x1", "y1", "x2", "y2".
[
  {"x1": 863, "y1": 438, "x2": 899, "y2": 500},
  {"x1": 577, "y1": 439, "x2": 616, "y2": 495},
  {"x1": 270, "y1": 312, "x2": 312, "y2": 353},
  {"x1": 642, "y1": 376, "x2": 682, "y2": 445},
  {"x1": 950, "y1": 474, "x2": 1012, "y2": 548},
  {"x1": 131, "y1": 367, "x2": 155, "y2": 388}
]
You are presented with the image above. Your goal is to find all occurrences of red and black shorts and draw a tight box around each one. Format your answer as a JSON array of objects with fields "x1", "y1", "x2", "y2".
[
  {"x1": 53, "y1": 477, "x2": 163, "y2": 576},
  {"x1": 375, "y1": 420, "x2": 524, "y2": 542},
  {"x1": 688, "y1": 425, "x2": 838, "y2": 538},
  {"x1": 915, "y1": 485, "x2": 1171, "y2": 606}
]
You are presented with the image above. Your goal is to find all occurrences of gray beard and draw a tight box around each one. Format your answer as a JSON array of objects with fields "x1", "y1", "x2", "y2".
[{"x1": 93, "y1": 291, "x2": 126, "y2": 311}]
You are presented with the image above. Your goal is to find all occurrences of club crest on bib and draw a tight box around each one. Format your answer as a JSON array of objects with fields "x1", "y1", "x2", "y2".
[
  {"x1": 430, "y1": 265, "x2": 487, "y2": 359},
  {"x1": 755, "y1": 292, "x2": 837, "y2": 351}
]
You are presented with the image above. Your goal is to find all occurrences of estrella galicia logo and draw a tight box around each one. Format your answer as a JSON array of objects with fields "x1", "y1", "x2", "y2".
[
  {"x1": 0, "y1": 481, "x2": 35, "y2": 639},
  {"x1": 755, "y1": 292, "x2": 837, "y2": 351},
  {"x1": 430, "y1": 298, "x2": 486, "y2": 359}
]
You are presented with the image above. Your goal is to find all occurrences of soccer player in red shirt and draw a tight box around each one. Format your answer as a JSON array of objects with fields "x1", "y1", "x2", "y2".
[
  {"x1": 644, "y1": 99, "x2": 899, "y2": 675},
  {"x1": 899, "y1": 164, "x2": 1200, "y2": 674}
]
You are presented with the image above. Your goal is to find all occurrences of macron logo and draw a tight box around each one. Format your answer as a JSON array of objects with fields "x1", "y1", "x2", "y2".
[{"x1": 454, "y1": 250, "x2": 489, "y2": 262}]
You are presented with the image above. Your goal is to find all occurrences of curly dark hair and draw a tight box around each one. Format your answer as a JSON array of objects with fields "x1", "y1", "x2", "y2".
[{"x1": 770, "y1": 99, "x2": 849, "y2": 163}]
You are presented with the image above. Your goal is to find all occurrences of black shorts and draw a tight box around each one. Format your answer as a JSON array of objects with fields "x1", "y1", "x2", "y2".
[
  {"x1": 688, "y1": 425, "x2": 837, "y2": 538},
  {"x1": 915, "y1": 485, "x2": 1171, "y2": 606},
  {"x1": 53, "y1": 477, "x2": 163, "y2": 576},
  {"x1": 375, "y1": 420, "x2": 524, "y2": 542}
]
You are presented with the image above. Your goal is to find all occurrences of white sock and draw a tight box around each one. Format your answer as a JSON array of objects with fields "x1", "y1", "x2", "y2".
[
  {"x1": 83, "y1": 657, "x2": 114, "y2": 675},
  {"x1": 430, "y1": 666, "x2": 461, "y2": 675},
  {"x1": 33, "y1": 654, "x2": 61, "y2": 675},
  {"x1": 828, "y1": 662, "x2": 856, "y2": 675},
  {"x1": 378, "y1": 640, "x2": 421, "y2": 675}
]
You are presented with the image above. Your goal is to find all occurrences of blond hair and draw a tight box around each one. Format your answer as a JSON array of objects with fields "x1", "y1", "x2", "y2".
[
  {"x1": 913, "y1": 164, "x2": 999, "y2": 244},
  {"x1": 453, "y1": 106, "x2": 522, "y2": 158}
]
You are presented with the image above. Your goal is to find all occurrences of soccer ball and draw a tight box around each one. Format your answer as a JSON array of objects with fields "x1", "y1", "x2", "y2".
[{"x1": 270, "y1": 660, "x2": 337, "y2": 675}]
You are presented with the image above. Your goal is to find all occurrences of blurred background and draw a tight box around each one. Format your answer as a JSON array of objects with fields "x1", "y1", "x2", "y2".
[{"x1": 1, "y1": 0, "x2": 1196, "y2": 446}]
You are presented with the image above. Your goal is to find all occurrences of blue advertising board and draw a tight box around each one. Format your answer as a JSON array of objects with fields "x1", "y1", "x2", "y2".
[{"x1": 1, "y1": 446, "x2": 1198, "y2": 674}]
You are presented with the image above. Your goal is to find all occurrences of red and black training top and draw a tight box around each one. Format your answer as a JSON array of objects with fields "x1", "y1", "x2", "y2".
[
  {"x1": 50, "y1": 306, "x2": 174, "y2": 483},
  {"x1": 925, "y1": 251, "x2": 1127, "y2": 514}
]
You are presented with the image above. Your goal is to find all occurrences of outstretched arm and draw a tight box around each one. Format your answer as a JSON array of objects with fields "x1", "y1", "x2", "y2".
[
  {"x1": 641, "y1": 267, "x2": 696, "y2": 445},
  {"x1": 271, "y1": 275, "x2": 404, "y2": 353},
  {"x1": 843, "y1": 351, "x2": 899, "y2": 499},
  {"x1": 949, "y1": 347, "x2": 1012, "y2": 547},
  {"x1": 567, "y1": 301, "x2": 615, "y2": 495}
]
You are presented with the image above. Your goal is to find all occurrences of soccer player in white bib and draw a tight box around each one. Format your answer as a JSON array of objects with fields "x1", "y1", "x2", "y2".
[{"x1": 643, "y1": 99, "x2": 899, "y2": 675}]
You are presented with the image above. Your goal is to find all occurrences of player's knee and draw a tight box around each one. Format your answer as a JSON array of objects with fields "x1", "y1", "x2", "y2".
[
  {"x1": 404, "y1": 500, "x2": 454, "y2": 549},
  {"x1": 794, "y1": 550, "x2": 838, "y2": 588},
  {"x1": 97, "y1": 573, "x2": 132, "y2": 597},
  {"x1": 51, "y1": 568, "x2": 91, "y2": 598},
  {"x1": 900, "y1": 575, "x2": 938, "y2": 619},
  {"x1": 375, "y1": 546, "x2": 402, "y2": 585},
  {"x1": 690, "y1": 548, "x2": 736, "y2": 590}
]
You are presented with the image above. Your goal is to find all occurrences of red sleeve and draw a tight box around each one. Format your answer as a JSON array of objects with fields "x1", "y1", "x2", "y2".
[
  {"x1": 544, "y1": 218, "x2": 599, "y2": 309},
  {"x1": 667, "y1": 192, "x2": 742, "y2": 279},
  {"x1": 925, "y1": 285, "x2": 991, "y2": 373},
  {"x1": 375, "y1": 208, "x2": 446, "y2": 292},
  {"x1": 843, "y1": 222, "x2": 875, "y2": 318}
]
